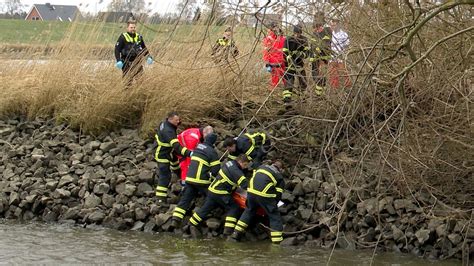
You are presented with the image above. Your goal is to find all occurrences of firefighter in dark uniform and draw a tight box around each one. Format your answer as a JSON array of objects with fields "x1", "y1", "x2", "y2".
[
  {"x1": 188, "y1": 154, "x2": 250, "y2": 237},
  {"x1": 170, "y1": 133, "x2": 220, "y2": 228},
  {"x1": 282, "y1": 25, "x2": 310, "y2": 106},
  {"x1": 223, "y1": 131, "x2": 271, "y2": 169},
  {"x1": 154, "y1": 111, "x2": 192, "y2": 202},
  {"x1": 114, "y1": 20, "x2": 153, "y2": 86},
  {"x1": 211, "y1": 27, "x2": 239, "y2": 64},
  {"x1": 231, "y1": 161, "x2": 285, "y2": 244},
  {"x1": 309, "y1": 13, "x2": 332, "y2": 95}
]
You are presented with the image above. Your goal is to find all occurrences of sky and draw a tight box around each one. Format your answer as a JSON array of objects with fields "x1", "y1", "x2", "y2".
[{"x1": 3, "y1": 0, "x2": 182, "y2": 15}]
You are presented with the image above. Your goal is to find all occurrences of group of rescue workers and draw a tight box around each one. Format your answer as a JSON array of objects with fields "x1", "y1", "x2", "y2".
[
  {"x1": 154, "y1": 112, "x2": 283, "y2": 243},
  {"x1": 113, "y1": 13, "x2": 350, "y2": 244},
  {"x1": 114, "y1": 12, "x2": 350, "y2": 105}
]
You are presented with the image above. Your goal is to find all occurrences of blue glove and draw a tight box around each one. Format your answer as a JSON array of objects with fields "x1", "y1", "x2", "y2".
[
  {"x1": 146, "y1": 56, "x2": 153, "y2": 65},
  {"x1": 266, "y1": 66, "x2": 272, "y2": 72},
  {"x1": 115, "y1": 61, "x2": 124, "y2": 69}
]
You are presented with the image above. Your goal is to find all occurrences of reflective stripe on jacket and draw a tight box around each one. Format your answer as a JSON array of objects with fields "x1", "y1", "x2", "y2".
[
  {"x1": 208, "y1": 160, "x2": 247, "y2": 195},
  {"x1": 154, "y1": 120, "x2": 191, "y2": 163},
  {"x1": 248, "y1": 164, "x2": 284, "y2": 198},
  {"x1": 186, "y1": 142, "x2": 220, "y2": 185},
  {"x1": 228, "y1": 132, "x2": 268, "y2": 161}
]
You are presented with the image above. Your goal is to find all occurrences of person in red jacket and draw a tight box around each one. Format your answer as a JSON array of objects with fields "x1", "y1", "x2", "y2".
[
  {"x1": 177, "y1": 125, "x2": 213, "y2": 183},
  {"x1": 263, "y1": 22, "x2": 286, "y2": 90}
]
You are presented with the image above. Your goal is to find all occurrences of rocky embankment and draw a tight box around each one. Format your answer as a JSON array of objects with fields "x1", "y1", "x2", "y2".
[{"x1": 0, "y1": 118, "x2": 472, "y2": 262}]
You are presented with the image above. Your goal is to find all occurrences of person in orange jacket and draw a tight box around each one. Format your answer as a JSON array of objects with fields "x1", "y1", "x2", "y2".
[
  {"x1": 263, "y1": 22, "x2": 286, "y2": 90},
  {"x1": 177, "y1": 125, "x2": 214, "y2": 184}
]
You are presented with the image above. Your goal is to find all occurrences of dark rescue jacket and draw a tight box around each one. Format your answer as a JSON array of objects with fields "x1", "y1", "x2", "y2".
[
  {"x1": 248, "y1": 164, "x2": 284, "y2": 199},
  {"x1": 208, "y1": 160, "x2": 247, "y2": 195},
  {"x1": 309, "y1": 27, "x2": 332, "y2": 62},
  {"x1": 283, "y1": 35, "x2": 310, "y2": 70},
  {"x1": 228, "y1": 132, "x2": 269, "y2": 161},
  {"x1": 186, "y1": 139, "x2": 220, "y2": 185},
  {"x1": 115, "y1": 32, "x2": 148, "y2": 62},
  {"x1": 154, "y1": 120, "x2": 191, "y2": 164}
]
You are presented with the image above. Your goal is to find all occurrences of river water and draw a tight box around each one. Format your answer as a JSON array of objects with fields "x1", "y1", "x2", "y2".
[{"x1": 0, "y1": 220, "x2": 460, "y2": 265}]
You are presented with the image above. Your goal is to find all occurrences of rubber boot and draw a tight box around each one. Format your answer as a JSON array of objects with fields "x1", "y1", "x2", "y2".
[
  {"x1": 230, "y1": 230, "x2": 243, "y2": 242},
  {"x1": 223, "y1": 227, "x2": 234, "y2": 236},
  {"x1": 189, "y1": 225, "x2": 202, "y2": 238},
  {"x1": 169, "y1": 218, "x2": 181, "y2": 230}
]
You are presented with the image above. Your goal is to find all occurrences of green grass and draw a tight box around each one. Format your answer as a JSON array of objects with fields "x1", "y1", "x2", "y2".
[{"x1": 0, "y1": 19, "x2": 258, "y2": 46}]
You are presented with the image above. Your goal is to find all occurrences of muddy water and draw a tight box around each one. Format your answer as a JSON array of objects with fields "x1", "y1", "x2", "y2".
[{"x1": 0, "y1": 220, "x2": 459, "y2": 265}]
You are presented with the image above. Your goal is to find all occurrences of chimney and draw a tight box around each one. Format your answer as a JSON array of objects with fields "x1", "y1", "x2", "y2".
[{"x1": 45, "y1": 3, "x2": 55, "y2": 10}]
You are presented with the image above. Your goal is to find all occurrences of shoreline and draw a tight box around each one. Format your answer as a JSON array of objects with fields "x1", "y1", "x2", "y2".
[{"x1": 0, "y1": 117, "x2": 472, "y2": 262}]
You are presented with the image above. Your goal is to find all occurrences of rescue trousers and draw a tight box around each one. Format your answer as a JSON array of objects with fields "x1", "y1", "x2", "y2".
[
  {"x1": 172, "y1": 183, "x2": 208, "y2": 221},
  {"x1": 268, "y1": 64, "x2": 286, "y2": 90},
  {"x1": 283, "y1": 66, "x2": 307, "y2": 103},
  {"x1": 235, "y1": 193, "x2": 283, "y2": 243},
  {"x1": 329, "y1": 61, "x2": 351, "y2": 89},
  {"x1": 189, "y1": 191, "x2": 241, "y2": 231},
  {"x1": 155, "y1": 161, "x2": 180, "y2": 199}
]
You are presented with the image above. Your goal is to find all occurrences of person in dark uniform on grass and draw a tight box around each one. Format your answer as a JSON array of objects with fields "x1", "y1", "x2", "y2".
[{"x1": 114, "y1": 20, "x2": 153, "y2": 86}]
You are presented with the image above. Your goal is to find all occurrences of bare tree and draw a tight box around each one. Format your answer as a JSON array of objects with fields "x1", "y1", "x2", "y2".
[
  {"x1": 107, "y1": 0, "x2": 146, "y2": 13},
  {"x1": 176, "y1": 0, "x2": 198, "y2": 22},
  {"x1": 5, "y1": 0, "x2": 23, "y2": 15}
]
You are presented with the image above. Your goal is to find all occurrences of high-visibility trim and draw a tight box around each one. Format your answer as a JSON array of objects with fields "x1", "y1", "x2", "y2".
[
  {"x1": 156, "y1": 186, "x2": 167, "y2": 192},
  {"x1": 156, "y1": 191, "x2": 167, "y2": 197},
  {"x1": 323, "y1": 35, "x2": 331, "y2": 40},
  {"x1": 174, "y1": 207, "x2": 186, "y2": 214},
  {"x1": 224, "y1": 222, "x2": 235, "y2": 228},
  {"x1": 172, "y1": 212, "x2": 184, "y2": 219},
  {"x1": 190, "y1": 213, "x2": 202, "y2": 225},
  {"x1": 155, "y1": 134, "x2": 171, "y2": 147},
  {"x1": 235, "y1": 225, "x2": 245, "y2": 232},
  {"x1": 272, "y1": 236, "x2": 284, "y2": 243},
  {"x1": 208, "y1": 169, "x2": 238, "y2": 194},
  {"x1": 210, "y1": 160, "x2": 220, "y2": 166},
  {"x1": 228, "y1": 154, "x2": 237, "y2": 160},
  {"x1": 236, "y1": 220, "x2": 248, "y2": 228},
  {"x1": 190, "y1": 217, "x2": 199, "y2": 225},
  {"x1": 271, "y1": 231, "x2": 284, "y2": 243},
  {"x1": 218, "y1": 170, "x2": 237, "y2": 186},
  {"x1": 256, "y1": 169, "x2": 277, "y2": 185},
  {"x1": 208, "y1": 183, "x2": 230, "y2": 195},
  {"x1": 236, "y1": 176, "x2": 246, "y2": 186},
  {"x1": 276, "y1": 187, "x2": 283, "y2": 193},
  {"x1": 185, "y1": 177, "x2": 212, "y2": 185},
  {"x1": 218, "y1": 38, "x2": 229, "y2": 46},
  {"x1": 225, "y1": 217, "x2": 237, "y2": 222},
  {"x1": 261, "y1": 183, "x2": 274, "y2": 194},
  {"x1": 282, "y1": 48, "x2": 289, "y2": 52},
  {"x1": 192, "y1": 157, "x2": 210, "y2": 167},
  {"x1": 248, "y1": 187, "x2": 276, "y2": 198},
  {"x1": 170, "y1": 165, "x2": 180, "y2": 171},
  {"x1": 123, "y1": 32, "x2": 139, "y2": 43},
  {"x1": 155, "y1": 134, "x2": 172, "y2": 163},
  {"x1": 170, "y1": 138, "x2": 178, "y2": 145}
]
